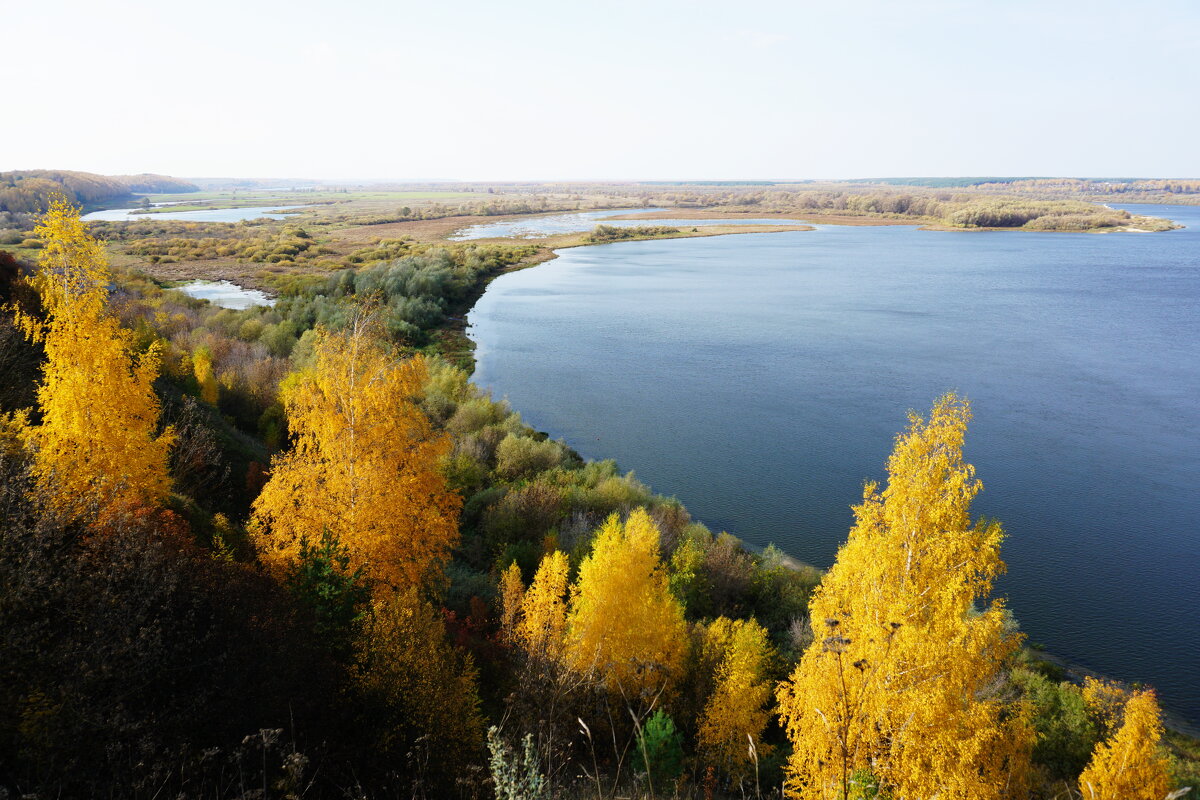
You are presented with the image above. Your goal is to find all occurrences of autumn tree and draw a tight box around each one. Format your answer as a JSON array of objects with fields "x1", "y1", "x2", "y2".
[
  {"x1": 192, "y1": 345, "x2": 218, "y2": 406},
  {"x1": 354, "y1": 587, "x2": 486, "y2": 789},
  {"x1": 504, "y1": 551, "x2": 580, "y2": 783},
  {"x1": 516, "y1": 550, "x2": 570, "y2": 663},
  {"x1": 13, "y1": 197, "x2": 172, "y2": 521},
  {"x1": 565, "y1": 508, "x2": 688, "y2": 701},
  {"x1": 776, "y1": 394, "x2": 1032, "y2": 800},
  {"x1": 499, "y1": 560, "x2": 525, "y2": 644},
  {"x1": 1077, "y1": 687, "x2": 1172, "y2": 800},
  {"x1": 251, "y1": 316, "x2": 460, "y2": 591},
  {"x1": 696, "y1": 617, "x2": 775, "y2": 783}
]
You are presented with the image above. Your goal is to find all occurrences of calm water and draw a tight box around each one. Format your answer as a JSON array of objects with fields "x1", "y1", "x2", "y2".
[
  {"x1": 469, "y1": 204, "x2": 1200, "y2": 724},
  {"x1": 175, "y1": 280, "x2": 273, "y2": 309},
  {"x1": 449, "y1": 208, "x2": 805, "y2": 239},
  {"x1": 82, "y1": 205, "x2": 308, "y2": 223}
]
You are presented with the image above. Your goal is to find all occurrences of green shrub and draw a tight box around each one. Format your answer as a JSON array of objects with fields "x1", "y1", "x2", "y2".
[
  {"x1": 495, "y1": 434, "x2": 566, "y2": 480},
  {"x1": 487, "y1": 727, "x2": 548, "y2": 800},
  {"x1": 634, "y1": 710, "x2": 684, "y2": 789},
  {"x1": 1011, "y1": 667, "x2": 1098, "y2": 781}
]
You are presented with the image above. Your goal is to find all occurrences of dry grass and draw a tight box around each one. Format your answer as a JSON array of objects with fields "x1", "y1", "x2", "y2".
[{"x1": 331, "y1": 215, "x2": 504, "y2": 244}]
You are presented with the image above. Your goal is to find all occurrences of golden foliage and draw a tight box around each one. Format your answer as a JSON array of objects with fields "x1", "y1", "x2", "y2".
[
  {"x1": 192, "y1": 346, "x2": 218, "y2": 406},
  {"x1": 354, "y1": 587, "x2": 485, "y2": 776},
  {"x1": 516, "y1": 550, "x2": 570, "y2": 662},
  {"x1": 1078, "y1": 688, "x2": 1171, "y2": 800},
  {"x1": 696, "y1": 617, "x2": 775, "y2": 781},
  {"x1": 776, "y1": 394, "x2": 1032, "y2": 800},
  {"x1": 565, "y1": 508, "x2": 688, "y2": 699},
  {"x1": 499, "y1": 560, "x2": 525, "y2": 645},
  {"x1": 1082, "y1": 676, "x2": 1128, "y2": 738},
  {"x1": 14, "y1": 197, "x2": 172, "y2": 521},
  {"x1": 250, "y1": 317, "x2": 460, "y2": 590}
]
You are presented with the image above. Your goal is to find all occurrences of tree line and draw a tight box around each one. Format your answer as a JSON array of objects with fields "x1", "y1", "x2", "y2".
[{"x1": 0, "y1": 169, "x2": 198, "y2": 213}]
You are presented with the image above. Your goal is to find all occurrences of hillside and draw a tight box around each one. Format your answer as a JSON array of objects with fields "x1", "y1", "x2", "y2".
[{"x1": 0, "y1": 169, "x2": 198, "y2": 213}]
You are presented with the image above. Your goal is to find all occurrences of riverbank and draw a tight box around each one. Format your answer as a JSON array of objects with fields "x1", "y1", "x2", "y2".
[
  {"x1": 454, "y1": 230, "x2": 1200, "y2": 746},
  {"x1": 460, "y1": 208, "x2": 1200, "y2": 737},
  {"x1": 432, "y1": 222, "x2": 812, "y2": 369}
]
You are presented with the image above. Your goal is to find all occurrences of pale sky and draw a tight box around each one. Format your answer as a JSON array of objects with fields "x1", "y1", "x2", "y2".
[{"x1": 6, "y1": 0, "x2": 1198, "y2": 181}]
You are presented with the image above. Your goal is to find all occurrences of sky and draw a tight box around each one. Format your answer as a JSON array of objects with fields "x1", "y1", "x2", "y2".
[{"x1": 5, "y1": 0, "x2": 1199, "y2": 181}]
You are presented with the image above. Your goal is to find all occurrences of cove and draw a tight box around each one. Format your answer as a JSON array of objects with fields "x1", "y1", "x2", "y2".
[{"x1": 468, "y1": 204, "x2": 1200, "y2": 725}]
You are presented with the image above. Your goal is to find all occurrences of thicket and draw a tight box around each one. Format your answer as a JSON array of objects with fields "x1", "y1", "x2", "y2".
[
  {"x1": 123, "y1": 224, "x2": 342, "y2": 266},
  {"x1": 584, "y1": 224, "x2": 681, "y2": 243}
]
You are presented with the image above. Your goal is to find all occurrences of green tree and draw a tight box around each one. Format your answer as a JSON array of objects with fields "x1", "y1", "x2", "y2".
[{"x1": 286, "y1": 529, "x2": 371, "y2": 660}]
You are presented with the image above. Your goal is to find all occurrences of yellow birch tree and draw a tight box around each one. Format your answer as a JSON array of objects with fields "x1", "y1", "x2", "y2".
[
  {"x1": 776, "y1": 393, "x2": 1032, "y2": 800},
  {"x1": 192, "y1": 345, "x2": 219, "y2": 406},
  {"x1": 565, "y1": 508, "x2": 688, "y2": 700},
  {"x1": 14, "y1": 197, "x2": 172, "y2": 521},
  {"x1": 696, "y1": 617, "x2": 776, "y2": 782},
  {"x1": 498, "y1": 560, "x2": 525, "y2": 644},
  {"x1": 250, "y1": 317, "x2": 460, "y2": 590},
  {"x1": 1077, "y1": 688, "x2": 1171, "y2": 800},
  {"x1": 517, "y1": 550, "x2": 570, "y2": 662}
]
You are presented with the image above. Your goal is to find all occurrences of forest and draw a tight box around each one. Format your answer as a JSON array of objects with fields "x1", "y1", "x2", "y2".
[
  {"x1": 0, "y1": 199, "x2": 1196, "y2": 800},
  {"x1": 0, "y1": 170, "x2": 199, "y2": 214}
]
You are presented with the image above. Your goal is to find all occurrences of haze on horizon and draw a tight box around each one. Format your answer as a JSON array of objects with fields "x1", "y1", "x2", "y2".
[{"x1": 6, "y1": 0, "x2": 1198, "y2": 181}]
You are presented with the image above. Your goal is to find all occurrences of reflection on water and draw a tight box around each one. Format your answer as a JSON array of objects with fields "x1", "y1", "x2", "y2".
[{"x1": 175, "y1": 280, "x2": 273, "y2": 309}]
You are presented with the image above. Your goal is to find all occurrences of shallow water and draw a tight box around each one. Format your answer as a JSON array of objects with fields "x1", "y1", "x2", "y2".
[
  {"x1": 469, "y1": 204, "x2": 1200, "y2": 724},
  {"x1": 175, "y1": 280, "x2": 273, "y2": 309},
  {"x1": 82, "y1": 205, "x2": 309, "y2": 223}
]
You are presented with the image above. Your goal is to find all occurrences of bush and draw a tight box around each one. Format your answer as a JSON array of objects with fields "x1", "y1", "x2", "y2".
[
  {"x1": 495, "y1": 434, "x2": 566, "y2": 480},
  {"x1": 1011, "y1": 667, "x2": 1099, "y2": 781},
  {"x1": 634, "y1": 710, "x2": 684, "y2": 789},
  {"x1": 487, "y1": 728, "x2": 548, "y2": 800}
]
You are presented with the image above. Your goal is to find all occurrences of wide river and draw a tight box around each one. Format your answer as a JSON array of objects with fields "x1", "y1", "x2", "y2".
[
  {"x1": 82, "y1": 204, "x2": 308, "y2": 223},
  {"x1": 468, "y1": 204, "x2": 1200, "y2": 725}
]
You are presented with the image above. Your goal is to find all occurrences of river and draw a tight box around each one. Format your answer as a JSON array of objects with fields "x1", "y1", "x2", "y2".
[
  {"x1": 468, "y1": 204, "x2": 1200, "y2": 724},
  {"x1": 82, "y1": 204, "x2": 309, "y2": 223}
]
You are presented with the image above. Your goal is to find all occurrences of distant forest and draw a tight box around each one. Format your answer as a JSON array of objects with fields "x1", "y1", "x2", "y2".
[{"x1": 0, "y1": 170, "x2": 199, "y2": 213}]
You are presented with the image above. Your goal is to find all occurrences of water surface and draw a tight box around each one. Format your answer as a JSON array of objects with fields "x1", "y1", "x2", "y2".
[
  {"x1": 83, "y1": 205, "x2": 309, "y2": 223},
  {"x1": 469, "y1": 204, "x2": 1200, "y2": 724},
  {"x1": 175, "y1": 280, "x2": 274, "y2": 309}
]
